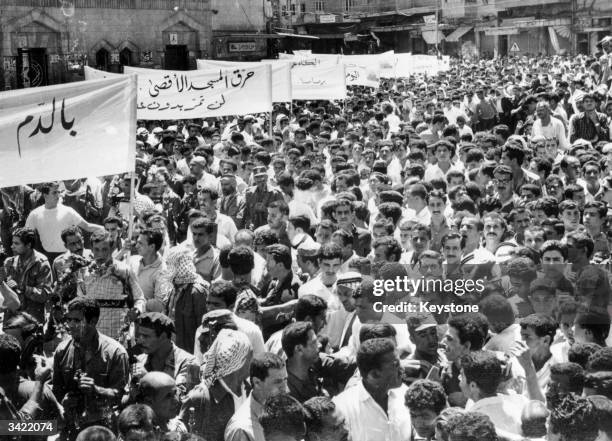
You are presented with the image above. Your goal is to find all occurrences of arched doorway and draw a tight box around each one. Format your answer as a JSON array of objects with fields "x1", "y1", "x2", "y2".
[
  {"x1": 96, "y1": 48, "x2": 110, "y2": 71},
  {"x1": 120, "y1": 47, "x2": 132, "y2": 67}
]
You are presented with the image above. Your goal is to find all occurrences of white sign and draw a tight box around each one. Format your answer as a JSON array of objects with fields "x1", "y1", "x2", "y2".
[
  {"x1": 485, "y1": 27, "x2": 519, "y2": 36},
  {"x1": 123, "y1": 64, "x2": 273, "y2": 120},
  {"x1": 510, "y1": 42, "x2": 521, "y2": 52},
  {"x1": 291, "y1": 63, "x2": 346, "y2": 100},
  {"x1": 0, "y1": 76, "x2": 137, "y2": 187},
  {"x1": 319, "y1": 14, "x2": 336, "y2": 23},
  {"x1": 423, "y1": 15, "x2": 437, "y2": 25},
  {"x1": 197, "y1": 59, "x2": 292, "y2": 102},
  {"x1": 228, "y1": 42, "x2": 257, "y2": 52},
  {"x1": 169, "y1": 33, "x2": 178, "y2": 45}
]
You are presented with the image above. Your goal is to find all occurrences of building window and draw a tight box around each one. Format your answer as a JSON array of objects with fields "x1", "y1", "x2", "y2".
[
  {"x1": 290, "y1": 2, "x2": 296, "y2": 14},
  {"x1": 345, "y1": 0, "x2": 356, "y2": 11},
  {"x1": 300, "y1": 3, "x2": 306, "y2": 12},
  {"x1": 315, "y1": 0, "x2": 324, "y2": 11}
]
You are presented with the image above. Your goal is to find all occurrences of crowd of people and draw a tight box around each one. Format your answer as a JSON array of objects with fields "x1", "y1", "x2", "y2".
[{"x1": 1, "y1": 39, "x2": 612, "y2": 441}]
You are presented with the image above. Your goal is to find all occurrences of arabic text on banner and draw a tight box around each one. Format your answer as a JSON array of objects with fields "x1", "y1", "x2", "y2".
[
  {"x1": 123, "y1": 64, "x2": 273, "y2": 120},
  {"x1": 196, "y1": 59, "x2": 292, "y2": 103},
  {"x1": 291, "y1": 63, "x2": 347, "y2": 101},
  {"x1": 0, "y1": 76, "x2": 137, "y2": 187}
]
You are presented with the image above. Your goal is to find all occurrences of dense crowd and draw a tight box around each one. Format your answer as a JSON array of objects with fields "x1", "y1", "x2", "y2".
[{"x1": 1, "y1": 38, "x2": 612, "y2": 441}]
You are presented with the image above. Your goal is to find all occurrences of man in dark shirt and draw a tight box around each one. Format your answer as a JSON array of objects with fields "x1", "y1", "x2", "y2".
[
  {"x1": 135, "y1": 312, "x2": 197, "y2": 394},
  {"x1": 52, "y1": 297, "x2": 129, "y2": 432},
  {"x1": 282, "y1": 321, "x2": 355, "y2": 403},
  {"x1": 261, "y1": 244, "x2": 301, "y2": 307},
  {"x1": 244, "y1": 166, "x2": 284, "y2": 230}
]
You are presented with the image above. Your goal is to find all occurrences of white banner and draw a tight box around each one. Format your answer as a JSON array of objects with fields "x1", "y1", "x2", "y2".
[
  {"x1": 84, "y1": 66, "x2": 123, "y2": 80},
  {"x1": 0, "y1": 76, "x2": 137, "y2": 187},
  {"x1": 196, "y1": 59, "x2": 292, "y2": 102},
  {"x1": 377, "y1": 53, "x2": 450, "y2": 78},
  {"x1": 291, "y1": 63, "x2": 347, "y2": 100},
  {"x1": 123, "y1": 65, "x2": 273, "y2": 120}
]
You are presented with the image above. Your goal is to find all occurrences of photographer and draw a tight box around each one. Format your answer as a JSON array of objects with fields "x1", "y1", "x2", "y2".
[{"x1": 53, "y1": 298, "x2": 129, "y2": 438}]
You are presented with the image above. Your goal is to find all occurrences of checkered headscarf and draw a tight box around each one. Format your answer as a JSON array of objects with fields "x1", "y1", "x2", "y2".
[
  {"x1": 165, "y1": 248, "x2": 200, "y2": 285},
  {"x1": 203, "y1": 329, "x2": 252, "y2": 387}
]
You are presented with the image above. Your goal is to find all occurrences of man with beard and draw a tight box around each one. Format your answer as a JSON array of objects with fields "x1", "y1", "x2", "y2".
[
  {"x1": 303, "y1": 396, "x2": 349, "y2": 441},
  {"x1": 254, "y1": 200, "x2": 290, "y2": 248},
  {"x1": 333, "y1": 338, "x2": 411, "y2": 441}
]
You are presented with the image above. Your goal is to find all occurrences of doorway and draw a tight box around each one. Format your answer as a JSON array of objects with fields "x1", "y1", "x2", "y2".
[
  {"x1": 16, "y1": 48, "x2": 48, "y2": 88},
  {"x1": 165, "y1": 45, "x2": 188, "y2": 70}
]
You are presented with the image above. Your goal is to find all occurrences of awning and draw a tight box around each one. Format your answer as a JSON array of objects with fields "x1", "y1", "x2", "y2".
[
  {"x1": 275, "y1": 32, "x2": 320, "y2": 40},
  {"x1": 445, "y1": 26, "x2": 472, "y2": 42},
  {"x1": 422, "y1": 30, "x2": 444, "y2": 45}
]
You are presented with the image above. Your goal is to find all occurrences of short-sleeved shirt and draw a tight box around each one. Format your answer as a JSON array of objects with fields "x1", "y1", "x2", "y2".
[{"x1": 25, "y1": 204, "x2": 84, "y2": 253}]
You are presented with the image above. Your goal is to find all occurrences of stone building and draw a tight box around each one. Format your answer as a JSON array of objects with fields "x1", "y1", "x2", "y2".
[{"x1": 1, "y1": 0, "x2": 267, "y2": 89}]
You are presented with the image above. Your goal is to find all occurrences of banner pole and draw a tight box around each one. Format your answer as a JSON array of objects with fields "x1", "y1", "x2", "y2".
[
  {"x1": 269, "y1": 111, "x2": 273, "y2": 137},
  {"x1": 127, "y1": 173, "x2": 136, "y2": 248}
]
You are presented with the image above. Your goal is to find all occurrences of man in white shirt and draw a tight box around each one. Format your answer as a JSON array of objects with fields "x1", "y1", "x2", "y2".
[
  {"x1": 197, "y1": 187, "x2": 237, "y2": 246},
  {"x1": 460, "y1": 351, "x2": 529, "y2": 437},
  {"x1": 333, "y1": 338, "x2": 412, "y2": 441},
  {"x1": 26, "y1": 182, "x2": 104, "y2": 260},
  {"x1": 516, "y1": 313, "x2": 564, "y2": 401},
  {"x1": 190, "y1": 157, "x2": 218, "y2": 191},
  {"x1": 298, "y1": 243, "x2": 344, "y2": 313},
  {"x1": 531, "y1": 101, "x2": 569, "y2": 151},
  {"x1": 424, "y1": 140, "x2": 462, "y2": 183}
]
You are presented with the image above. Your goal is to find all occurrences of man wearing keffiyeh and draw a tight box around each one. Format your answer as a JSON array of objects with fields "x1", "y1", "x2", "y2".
[{"x1": 180, "y1": 328, "x2": 253, "y2": 441}]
